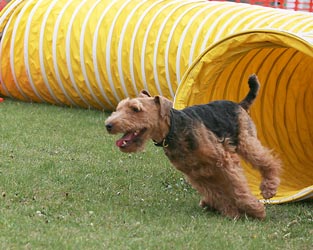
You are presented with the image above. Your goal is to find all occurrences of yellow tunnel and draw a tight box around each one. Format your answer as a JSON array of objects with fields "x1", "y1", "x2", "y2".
[{"x1": 0, "y1": 0, "x2": 312, "y2": 203}]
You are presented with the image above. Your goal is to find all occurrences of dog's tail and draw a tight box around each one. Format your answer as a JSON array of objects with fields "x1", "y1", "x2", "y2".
[{"x1": 239, "y1": 74, "x2": 260, "y2": 111}]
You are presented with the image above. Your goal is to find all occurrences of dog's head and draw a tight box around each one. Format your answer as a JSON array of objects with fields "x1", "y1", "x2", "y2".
[{"x1": 105, "y1": 90, "x2": 173, "y2": 153}]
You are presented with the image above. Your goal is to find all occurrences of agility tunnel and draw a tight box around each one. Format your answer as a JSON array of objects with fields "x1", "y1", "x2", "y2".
[{"x1": 0, "y1": 0, "x2": 313, "y2": 204}]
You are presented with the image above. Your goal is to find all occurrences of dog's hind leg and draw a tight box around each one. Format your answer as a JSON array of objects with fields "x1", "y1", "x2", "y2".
[
  {"x1": 186, "y1": 157, "x2": 265, "y2": 219},
  {"x1": 217, "y1": 152, "x2": 266, "y2": 219},
  {"x1": 237, "y1": 130, "x2": 281, "y2": 199}
]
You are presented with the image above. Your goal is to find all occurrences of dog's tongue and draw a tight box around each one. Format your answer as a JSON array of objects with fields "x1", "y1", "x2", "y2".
[{"x1": 116, "y1": 132, "x2": 135, "y2": 147}]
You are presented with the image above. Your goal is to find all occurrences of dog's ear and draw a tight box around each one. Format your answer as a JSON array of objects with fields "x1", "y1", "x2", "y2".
[
  {"x1": 139, "y1": 90, "x2": 151, "y2": 97},
  {"x1": 154, "y1": 96, "x2": 173, "y2": 118}
]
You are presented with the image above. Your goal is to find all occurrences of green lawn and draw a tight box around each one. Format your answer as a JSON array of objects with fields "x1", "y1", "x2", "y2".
[{"x1": 0, "y1": 99, "x2": 312, "y2": 249}]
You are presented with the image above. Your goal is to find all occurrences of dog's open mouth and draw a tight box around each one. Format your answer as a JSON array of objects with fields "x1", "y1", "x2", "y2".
[{"x1": 116, "y1": 128, "x2": 147, "y2": 148}]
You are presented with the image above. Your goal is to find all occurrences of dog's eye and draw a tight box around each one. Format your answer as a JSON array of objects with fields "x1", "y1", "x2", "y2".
[{"x1": 131, "y1": 106, "x2": 140, "y2": 112}]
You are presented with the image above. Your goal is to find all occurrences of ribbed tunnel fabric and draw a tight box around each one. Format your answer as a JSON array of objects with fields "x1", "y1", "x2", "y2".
[{"x1": 175, "y1": 30, "x2": 313, "y2": 203}]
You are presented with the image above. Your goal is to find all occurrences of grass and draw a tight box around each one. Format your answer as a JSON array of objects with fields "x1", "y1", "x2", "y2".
[{"x1": 0, "y1": 98, "x2": 313, "y2": 250}]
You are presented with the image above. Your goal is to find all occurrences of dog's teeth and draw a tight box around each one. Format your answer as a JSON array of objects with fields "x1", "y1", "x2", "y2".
[
  {"x1": 134, "y1": 130, "x2": 140, "y2": 136},
  {"x1": 122, "y1": 141, "x2": 127, "y2": 146}
]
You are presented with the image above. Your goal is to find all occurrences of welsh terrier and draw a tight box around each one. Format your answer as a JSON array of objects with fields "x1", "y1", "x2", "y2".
[{"x1": 105, "y1": 74, "x2": 281, "y2": 219}]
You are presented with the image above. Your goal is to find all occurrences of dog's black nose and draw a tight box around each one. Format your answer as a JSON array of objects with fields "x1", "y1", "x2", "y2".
[{"x1": 105, "y1": 123, "x2": 113, "y2": 132}]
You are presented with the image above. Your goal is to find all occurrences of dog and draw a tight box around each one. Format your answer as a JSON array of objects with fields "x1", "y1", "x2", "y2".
[{"x1": 105, "y1": 74, "x2": 281, "y2": 219}]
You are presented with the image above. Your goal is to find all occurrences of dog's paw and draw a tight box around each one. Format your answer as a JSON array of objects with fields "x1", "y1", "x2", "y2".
[
  {"x1": 251, "y1": 204, "x2": 266, "y2": 220},
  {"x1": 260, "y1": 178, "x2": 280, "y2": 199}
]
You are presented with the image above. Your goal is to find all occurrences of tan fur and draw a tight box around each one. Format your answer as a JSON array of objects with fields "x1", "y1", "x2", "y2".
[{"x1": 105, "y1": 91, "x2": 281, "y2": 220}]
